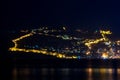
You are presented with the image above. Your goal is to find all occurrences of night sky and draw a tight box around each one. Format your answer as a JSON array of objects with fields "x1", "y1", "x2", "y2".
[{"x1": 2, "y1": 0, "x2": 120, "y2": 34}]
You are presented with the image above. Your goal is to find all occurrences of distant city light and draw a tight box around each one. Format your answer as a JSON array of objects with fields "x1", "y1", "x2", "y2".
[{"x1": 9, "y1": 27, "x2": 120, "y2": 59}]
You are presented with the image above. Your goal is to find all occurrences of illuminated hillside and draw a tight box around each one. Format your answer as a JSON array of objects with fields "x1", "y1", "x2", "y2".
[{"x1": 9, "y1": 27, "x2": 120, "y2": 59}]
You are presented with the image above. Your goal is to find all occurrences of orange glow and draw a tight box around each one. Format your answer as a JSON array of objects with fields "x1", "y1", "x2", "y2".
[{"x1": 102, "y1": 53, "x2": 108, "y2": 58}]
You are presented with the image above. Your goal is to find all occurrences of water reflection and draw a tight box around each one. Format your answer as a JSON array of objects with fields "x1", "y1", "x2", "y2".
[{"x1": 13, "y1": 67, "x2": 120, "y2": 80}]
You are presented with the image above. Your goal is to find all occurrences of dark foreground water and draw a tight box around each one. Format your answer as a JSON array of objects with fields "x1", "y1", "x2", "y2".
[
  {"x1": 12, "y1": 67, "x2": 120, "y2": 80},
  {"x1": 7, "y1": 52, "x2": 120, "y2": 80},
  {"x1": 11, "y1": 59, "x2": 120, "y2": 80}
]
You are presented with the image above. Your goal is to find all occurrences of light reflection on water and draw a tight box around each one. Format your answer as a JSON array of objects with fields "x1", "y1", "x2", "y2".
[{"x1": 12, "y1": 67, "x2": 120, "y2": 80}]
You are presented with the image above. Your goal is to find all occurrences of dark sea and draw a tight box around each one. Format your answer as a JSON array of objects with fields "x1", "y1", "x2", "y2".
[
  {"x1": 11, "y1": 58, "x2": 120, "y2": 80},
  {"x1": 12, "y1": 67, "x2": 120, "y2": 80}
]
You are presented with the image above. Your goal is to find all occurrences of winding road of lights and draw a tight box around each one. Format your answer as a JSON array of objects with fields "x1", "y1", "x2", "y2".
[
  {"x1": 84, "y1": 30, "x2": 112, "y2": 49},
  {"x1": 9, "y1": 27, "x2": 120, "y2": 59},
  {"x1": 9, "y1": 27, "x2": 77, "y2": 59}
]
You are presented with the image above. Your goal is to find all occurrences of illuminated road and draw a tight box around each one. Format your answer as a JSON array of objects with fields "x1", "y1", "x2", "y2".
[
  {"x1": 9, "y1": 27, "x2": 77, "y2": 59},
  {"x1": 84, "y1": 30, "x2": 112, "y2": 49}
]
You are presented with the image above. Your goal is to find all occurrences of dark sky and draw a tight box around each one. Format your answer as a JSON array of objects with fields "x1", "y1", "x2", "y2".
[{"x1": 2, "y1": 0, "x2": 120, "y2": 33}]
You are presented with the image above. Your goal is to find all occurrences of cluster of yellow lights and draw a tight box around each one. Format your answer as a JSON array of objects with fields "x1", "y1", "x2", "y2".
[
  {"x1": 116, "y1": 40, "x2": 120, "y2": 45},
  {"x1": 101, "y1": 52, "x2": 109, "y2": 59},
  {"x1": 84, "y1": 30, "x2": 112, "y2": 49},
  {"x1": 9, "y1": 28, "x2": 77, "y2": 59},
  {"x1": 9, "y1": 28, "x2": 114, "y2": 59}
]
